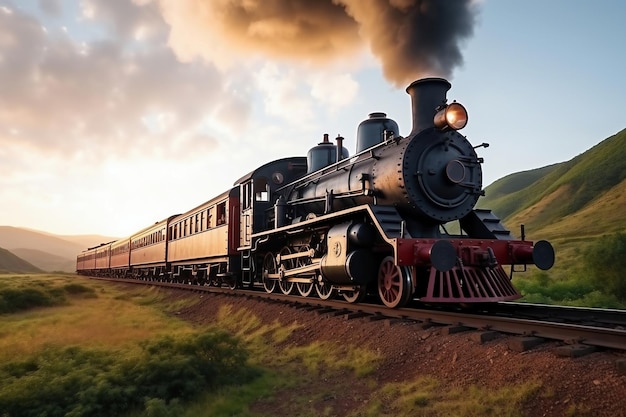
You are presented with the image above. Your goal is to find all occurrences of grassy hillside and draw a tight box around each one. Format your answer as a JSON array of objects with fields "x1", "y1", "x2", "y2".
[
  {"x1": 477, "y1": 128, "x2": 626, "y2": 306},
  {"x1": 478, "y1": 164, "x2": 562, "y2": 223},
  {"x1": 479, "y1": 128, "x2": 626, "y2": 239},
  {"x1": 0, "y1": 247, "x2": 43, "y2": 274}
]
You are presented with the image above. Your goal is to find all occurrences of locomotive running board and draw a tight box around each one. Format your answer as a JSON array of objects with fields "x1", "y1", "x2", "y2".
[{"x1": 250, "y1": 204, "x2": 407, "y2": 243}]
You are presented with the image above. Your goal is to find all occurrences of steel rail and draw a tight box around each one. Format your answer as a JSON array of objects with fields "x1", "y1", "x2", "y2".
[{"x1": 91, "y1": 277, "x2": 626, "y2": 351}]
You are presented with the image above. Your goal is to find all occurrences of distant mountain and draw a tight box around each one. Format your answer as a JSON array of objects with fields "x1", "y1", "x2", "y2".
[
  {"x1": 0, "y1": 226, "x2": 118, "y2": 272},
  {"x1": 0, "y1": 247, "x2": 43, "y2": 274},
  {"x1": 18, "y1": 228, "x2": 119, "y2": 249},
  {"x1": 479, "y1": 128, "x2": 626, "y2": 240},
  {"x1": 10, "y1": 248, "x2": 76, "y2": 273}
]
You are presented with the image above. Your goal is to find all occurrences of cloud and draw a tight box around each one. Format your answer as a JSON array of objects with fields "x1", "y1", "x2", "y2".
[
  {"x1": 254, "y1": 63, "x2": 315, "y2": 126},
  {"x1": 0, "y1": 0, "x2": 251, "y2": 165},
  {"x1": 309, "y1": 72, "x2": 359, "y2": 111},
  {"x1": 0, "y1": 0, "x2": 259, "y2": 235},
  {"x1": 152, "y1": 0, "x2": 478, "y2": 85},
  {"x1": 155, "y1": 0, "x2": 362, "y2": 69},
  {"x1": 6, "y1": 0, "x2": 463, "y2": 236},
  {"x1": 38, "y1": 0, "x2": 62, "y2": 17}
]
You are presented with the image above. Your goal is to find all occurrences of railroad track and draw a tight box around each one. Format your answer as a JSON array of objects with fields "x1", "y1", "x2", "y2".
[{"x1": 92, "y1": 277, "x2": 626, "y2": 355}]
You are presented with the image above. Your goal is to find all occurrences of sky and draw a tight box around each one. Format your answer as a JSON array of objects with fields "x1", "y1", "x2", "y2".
[{"x1": 1, "y1": 0, "x2": 625, "y2": 238}]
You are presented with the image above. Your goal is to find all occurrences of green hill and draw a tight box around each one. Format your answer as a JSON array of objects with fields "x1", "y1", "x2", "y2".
[
  {"x1": 476, "y1": 128, "x2": 626, "y2": 306},
  {"x1": 0, "y1": 247, "x2": 43, "y2": 274},
  {"x1": 479, "y1": 128, "x2": 626, "y2": 240}
]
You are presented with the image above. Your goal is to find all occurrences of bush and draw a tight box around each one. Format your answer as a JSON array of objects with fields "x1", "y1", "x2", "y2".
[
  {"x1": 0, "y1": 330, "x2": 257, "y2": 417},
  {"x1": 63, "y1": 283, "x2": 97, "y2": 297},
  {"x1": 583, "y1": 232, "x2": 626, "y2": 302},
  {"x1": 516, "y1": 272, "x2": 595, "y2": 303},
  {"x1": 0, "y1": 287, "x2": 66, "y2": 313}
]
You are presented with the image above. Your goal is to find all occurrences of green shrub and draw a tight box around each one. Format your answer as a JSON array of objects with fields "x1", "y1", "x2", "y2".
[
  {"x1": 0, "y1": 330, "x2": 257, "y2": 417},
  {"x1": 514, "y1": 270, "x2": 625, "y2": 308},
  {"x1": 0, "y1": 287, "x2": 66, "y2": 313},
  {"x1": 63, "y1": 283, "x2": 97, "y2": 297},
  {"x1": 516, "y1": 274, "x2": 594, "y2": 302},
  {"x1": 582, "y1": 232, "x2": 626, "y2": 301}
]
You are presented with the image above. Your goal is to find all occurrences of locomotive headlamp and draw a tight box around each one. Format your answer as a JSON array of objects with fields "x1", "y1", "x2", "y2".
[{"x1": 434, "y1": 101, "x2": 468, "y2": 131}]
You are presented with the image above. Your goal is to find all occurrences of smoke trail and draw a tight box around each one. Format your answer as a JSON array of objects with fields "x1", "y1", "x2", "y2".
[
  {"x1": 341, "y1": 0, "x2": 477, "y2": 84},
  {"x1": 157, "y1": 0, "x2": 477, "y2": 85}
]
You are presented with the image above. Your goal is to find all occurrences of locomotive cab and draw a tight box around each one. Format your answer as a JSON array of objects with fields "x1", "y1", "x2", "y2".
[{"x1": 235, "y1": 157, "x2": 307, "y2": 248}]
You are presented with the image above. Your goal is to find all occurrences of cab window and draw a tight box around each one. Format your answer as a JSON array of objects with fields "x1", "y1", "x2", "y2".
[{"x1": 255, "y1": 177, "x2": 270, "y2": 202}]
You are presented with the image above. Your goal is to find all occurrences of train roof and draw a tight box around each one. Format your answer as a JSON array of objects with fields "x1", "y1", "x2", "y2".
[
  {"x1": 170, "y1": 187, "x2": 238, "y2": 221},
  {"x1": 233, "y1": 157, "x2": 307, "y2": 186},
  {"x1": 129, "y1": 214, "x2": 179, "y2": 239}
]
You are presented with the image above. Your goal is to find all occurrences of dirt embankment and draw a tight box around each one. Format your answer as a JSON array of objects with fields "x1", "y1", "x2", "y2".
[{"x1": 168, "y1": 289, "x2": 626, "y2": 417}]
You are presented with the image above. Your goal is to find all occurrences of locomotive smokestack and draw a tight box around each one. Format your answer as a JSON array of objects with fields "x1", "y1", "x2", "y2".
[{"x1": 406, "y1": 78, "x2": 451, "y2": 136}]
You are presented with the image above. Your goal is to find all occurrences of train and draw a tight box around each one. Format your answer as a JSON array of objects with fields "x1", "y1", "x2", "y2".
[{"x1": 76, "y1": 77, "x2": 555, "y2": 308}]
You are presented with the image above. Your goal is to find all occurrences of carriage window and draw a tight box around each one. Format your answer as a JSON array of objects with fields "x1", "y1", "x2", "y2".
[
  {"x1": 255, "y1": 177, "x2": 270, "y2": 202},
  {"x1": 216, "y1": 202, "x2": 226, "y2": 225}
]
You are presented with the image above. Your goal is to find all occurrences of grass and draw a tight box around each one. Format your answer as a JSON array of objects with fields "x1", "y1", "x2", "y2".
[
  {"x1": 184, "y1": 303, "x2": 550, "y2": 417},
  {"x1": 0, "y1": 275, "x2": 200, "y2": 361},
  {"x1": 0, "y1": 274, "x2": 257, "y2": 417},
  {"x1": 350, "y1": 377, "x2": 542, "y2": 417},
  {"x1": 509, "y1": 232, "x2": 626, "y2": 308},
  {"x1": 214, "y1": 304, "x2": 380, "y2": 376},
  {"x1": 0, "y1": 330, "x2": 255, "y2": 417},
  {"x1": 0, "y1": 274, "x2": 579, "y2": 416}
]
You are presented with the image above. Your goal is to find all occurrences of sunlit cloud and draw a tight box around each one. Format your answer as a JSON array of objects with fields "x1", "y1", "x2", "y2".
[{"x1": 309, "y1": 72, "x2": 359, "y2": 112}]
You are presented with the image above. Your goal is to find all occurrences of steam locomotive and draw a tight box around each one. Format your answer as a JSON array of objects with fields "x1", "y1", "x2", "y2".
[{"x1": 76, "y1": 78, "x2": 555, "y2": 308}]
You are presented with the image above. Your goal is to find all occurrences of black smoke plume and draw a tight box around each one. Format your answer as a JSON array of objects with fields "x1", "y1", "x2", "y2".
[{"x1": 165, "y1": 0, "x2": 478, "y2": 85}]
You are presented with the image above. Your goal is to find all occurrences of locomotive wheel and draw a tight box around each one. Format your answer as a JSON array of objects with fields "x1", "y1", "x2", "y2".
[
  {"x1": 226, "y1": 275, "x2": 238, "y2": 290},
  {"x1": 262, "y1": 252, "x2": 277, "y2": 293},
  {"x1": 377, "y1": 256, "x2": 413, "y2": 308},
  {"x1": 297, "y1": 282, "x2": 314, "y2": 297},
  {"x1": 342, "y1": 285, "x2": 366, "y2": 303},
  {"x1": 278, "y1": 247, "x2": 295, "y2": 295},
  {"x1": 316, "y1": 281, "x2": 334, "y2": 300},
  {"x1": 296, "y1": 246, "x2": 314, "y2": 297}
]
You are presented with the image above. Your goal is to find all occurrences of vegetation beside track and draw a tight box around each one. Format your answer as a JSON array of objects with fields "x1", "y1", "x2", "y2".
[
  {"x1": 514, "y1": 232, "x2": 626, "y2": 308},
  {"x1": 0, "y1": 274, "x2": 606, "y2": 417},
  {"x1": 0, "y1": 274, "x2": 255, "y2": 416}
]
